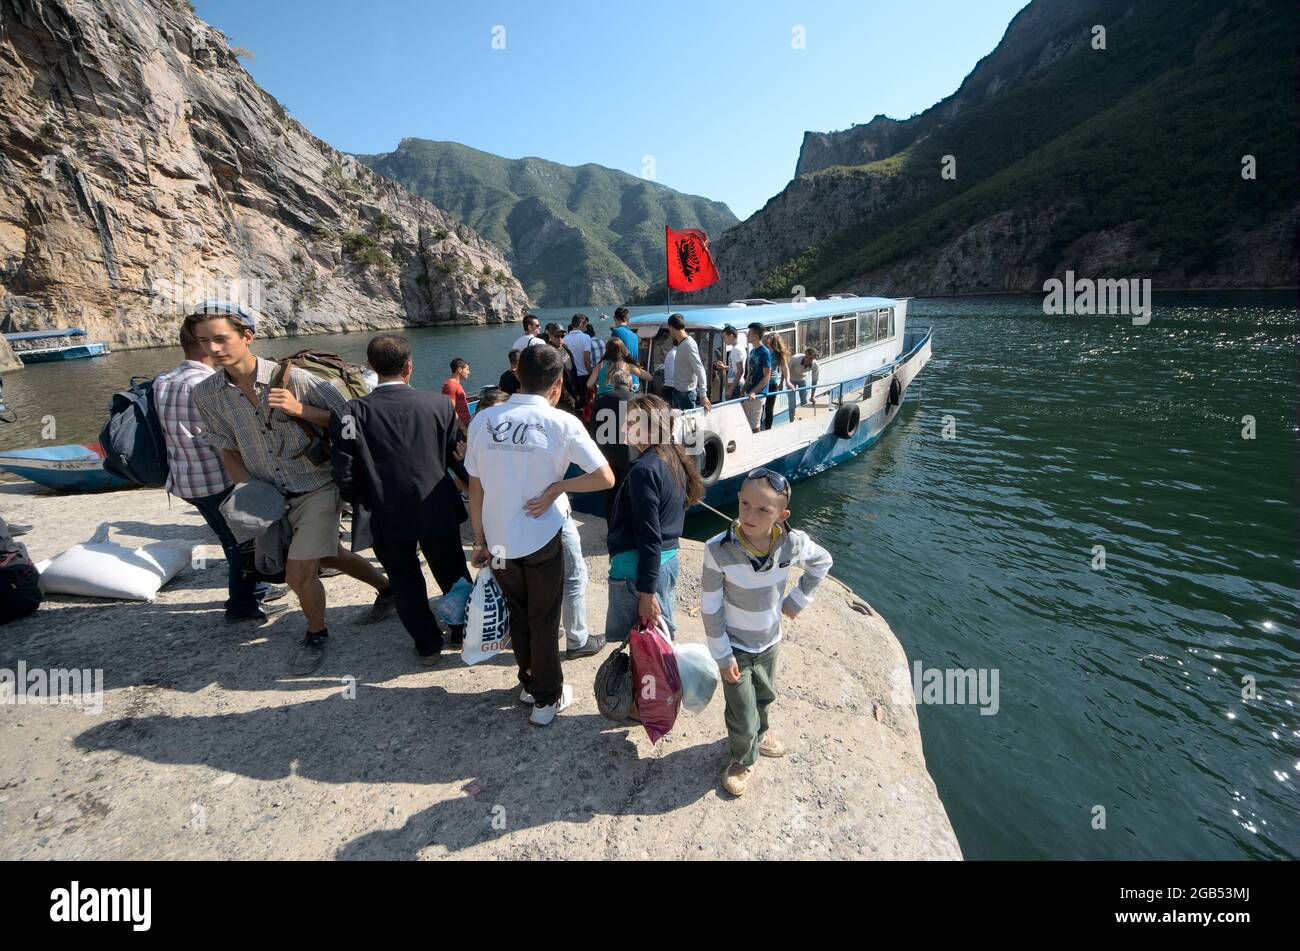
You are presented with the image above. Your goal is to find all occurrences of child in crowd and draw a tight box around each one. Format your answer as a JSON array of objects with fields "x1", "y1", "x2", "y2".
[{"x1": 701, "y1": 468, "x2": 833, "y2": 797}]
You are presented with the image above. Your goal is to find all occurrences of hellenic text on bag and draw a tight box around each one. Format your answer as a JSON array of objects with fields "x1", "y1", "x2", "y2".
[{"x1": 461, "y1": 567, "x2": 511, "y2": 665}]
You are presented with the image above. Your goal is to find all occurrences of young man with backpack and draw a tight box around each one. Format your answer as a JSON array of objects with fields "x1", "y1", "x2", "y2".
[
  {"x1": 189, "y1": 303, "x2": 394, "y2": 674},
  {"x1": 154, "y1": 303, "x2": 287, "y2": 625}
]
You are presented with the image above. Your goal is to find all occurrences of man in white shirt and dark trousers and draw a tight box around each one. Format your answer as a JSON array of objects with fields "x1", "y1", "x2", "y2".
[
  {"x1": 511, "y1": 314, "x2": 547, "y2": 354},
  {"x1": 466, "y1": 345, "x2": 615, "y2": 726}
]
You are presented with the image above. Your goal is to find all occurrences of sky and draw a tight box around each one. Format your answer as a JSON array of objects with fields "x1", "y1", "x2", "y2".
[{"x1": 195, "y1": 0, "x2": 1029, "y2": 221}]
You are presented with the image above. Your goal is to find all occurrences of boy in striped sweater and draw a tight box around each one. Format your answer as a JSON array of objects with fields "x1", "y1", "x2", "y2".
[{"x1": 701, "y1": 468, "x2": 833, "y2": 797}]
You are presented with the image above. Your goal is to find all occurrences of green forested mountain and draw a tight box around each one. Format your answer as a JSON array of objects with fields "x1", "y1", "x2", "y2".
[
  {"x1": 357, "y1": 140, "x2": 737, "y2": 306},
  {"x1": 697, "y1": 0, "x2": 1296, "y2": 301}
]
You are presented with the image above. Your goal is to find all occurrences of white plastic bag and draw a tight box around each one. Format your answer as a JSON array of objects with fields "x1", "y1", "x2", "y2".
[
  {"x1": 36, "y1": 523, "x2": 196, "y2": 601},
  {"x1": 674, "y1": 641, "x2": 721, "y2": 714},
  {"x1": 462, "y1": 567, "x2": 511, "y2": 665}
]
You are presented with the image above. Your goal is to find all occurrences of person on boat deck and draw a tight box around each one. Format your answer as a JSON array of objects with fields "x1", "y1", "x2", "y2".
[
  {"x1": 441, "y1": 357, "x2": 472, "y2": 435},
  {"x1": 466, "y1": 344, "x2": 614, "y2": 726},
  {"x1": 587, "y1": 336, "x2": 652, "y2": 397},
  {"x1": 511, "y1": 314, "x2": 547, "y2": 354},
  {"x1": 702, "y1": 469, "x2": 833, "y2": 798},
  {"x1": 789, "y1": 347, "x2": 820, "y2": 406},
  {"x1": 714, "y1": 324, "x2": 748, "y2": 400},
  {"x1": 545, "y1": 322, "x2": 581, "y2": 410},
  {"x1": 583, "y1": 320, "x2": 605, "y2": 371},
  {"x1": 189, "y1": 306, "x2": 394, "y2": 675},
  {"x1": 667, "y1": 313, "x2": 712, "y2": 413},
  {"x1": 653, "y1": 328, "x2": 676, "y2": 403},
  {"x1": 590, "y1": 367, "x2": 637, "y2": 519},
  {"x1": 330, "y1": 334, "x2": 472, "y2": 664},
  {"x1": 741, "y1": 323, "x2": 772, "y2": 433},
  {"x1": 763, "y1": 333, "x2": 793, "y2": 431},
  {"x1": 154, "y1": 305, "x2": 286, "y2": 626},
  {"x1": 498, "y1": 349, "x2": 522, "y2": 396},
  {"x1": 605, "y1": 393, "x2": 702, "y2": 642},
  {"x1": 611, "y1": 307, "x2": 639, "y2": 359},
  {"x1": 562, "y1": 314, "x2": 594, "y2": 409}
]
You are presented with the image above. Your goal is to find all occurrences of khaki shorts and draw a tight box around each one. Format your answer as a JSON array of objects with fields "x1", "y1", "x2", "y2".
[
  {"x1": 285, "y1": 484, "x2": 343, "y2": 561},
  {"x1": 742, "y1": 396, "x2": 764, "y2": 432}
]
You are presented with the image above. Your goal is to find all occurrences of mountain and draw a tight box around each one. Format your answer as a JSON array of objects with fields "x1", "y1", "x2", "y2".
[
  {"x1": 357, "y1": 139, "x2": 738, "y2": 306},
  {"x1": 699, "y1": 0, "x2": 1296, "y2": 301},
  {"x1": 0, "y1": 0, "x2": 528, "y2": 358}
]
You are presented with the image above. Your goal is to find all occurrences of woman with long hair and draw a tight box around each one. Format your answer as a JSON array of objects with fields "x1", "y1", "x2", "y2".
[
  {"x1": 604, "y1": 393, "x2": 703, "y2": 640},
  {"x1": 587, "y1": 335, "x2": 652, "y2": 396},
  {"x1": 763, "y1": 333, "x2": 792, "y2": 430}
]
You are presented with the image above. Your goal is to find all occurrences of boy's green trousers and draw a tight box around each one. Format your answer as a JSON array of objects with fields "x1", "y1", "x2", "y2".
[{"x1": 722, "y1": 642, "x2": 780, "y2": 767}]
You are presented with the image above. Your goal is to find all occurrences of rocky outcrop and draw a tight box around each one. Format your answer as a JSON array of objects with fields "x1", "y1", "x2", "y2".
[{"x1": 0, "y1": 0, "x2": 529, "y2": 351}]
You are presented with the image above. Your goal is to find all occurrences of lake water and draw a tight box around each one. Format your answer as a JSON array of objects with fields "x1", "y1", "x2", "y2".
[{"x1": 2, "y1": 294, "x2": 1296, "y2": 859}]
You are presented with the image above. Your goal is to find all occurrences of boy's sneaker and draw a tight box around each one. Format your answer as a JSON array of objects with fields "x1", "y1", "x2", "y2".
[
  {"x1": 360, "y1": 588, "x2": 395, "y2": 624},
  {"x1": 758, "y1": 733, "x2": 786, "y2": 758},
  {"x1": 721, "y1": 761, "x2": 756, "y2": 797},
  {"x1": 529, "y1": 684, "x2": 573, "y2": 726},
  {"x1": 291, "y1": 632, "x2": 329, "y2": 675},
  {"x1": 565, "y1": 634, "x2": 606, "y2": 660},
  {"x1": 519, "y1": 687, "x2": 535, "y2": 705}
]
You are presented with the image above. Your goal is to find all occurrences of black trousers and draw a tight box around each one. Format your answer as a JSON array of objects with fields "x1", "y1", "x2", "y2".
[
  {"x1": 492, "y1": 530, "x2": 565, "y2": 706},
  {"x1": 372, "y1": 533, "x2": 471, "y2": 655}
]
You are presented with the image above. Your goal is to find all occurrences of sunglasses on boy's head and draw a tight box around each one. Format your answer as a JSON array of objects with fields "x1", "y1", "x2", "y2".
[{"x1": 746, "y1": 467, "x2": 790, "y2": 499}]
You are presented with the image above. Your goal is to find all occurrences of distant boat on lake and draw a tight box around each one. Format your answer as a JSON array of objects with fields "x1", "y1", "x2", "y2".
[{"x1": 3, "y1": 328, "x2": 109, "y2": 363}]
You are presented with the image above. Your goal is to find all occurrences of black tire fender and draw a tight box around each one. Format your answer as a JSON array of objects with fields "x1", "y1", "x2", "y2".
[{"x1": 833, "y1": 402, "x2": 860, "y2": 440}]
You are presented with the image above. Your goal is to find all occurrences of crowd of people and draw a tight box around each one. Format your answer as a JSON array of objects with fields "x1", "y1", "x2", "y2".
[{"x1": 82, "y1": 301, "x2": 834, "y2": 796}]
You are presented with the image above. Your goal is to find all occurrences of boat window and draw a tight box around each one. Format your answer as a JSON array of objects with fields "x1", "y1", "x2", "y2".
[
  {"x1": 804, "y1": 316, "x2": 828, "y2": 357},
  {"x1": 876, "y1": 309, "x2": 890, "y2": 340},
  {"x1": 888, "y1": 308, "x2": 895, "y2": 339},
  {"x1": 832, "y1": 315, "x2": 857, "y2": 355},
  {"x1": 856, "y1": 310, "x2": 875, "y2": 348},
  {"x1": 772, "y1": 324, "x2": 796, "y2": 358}
]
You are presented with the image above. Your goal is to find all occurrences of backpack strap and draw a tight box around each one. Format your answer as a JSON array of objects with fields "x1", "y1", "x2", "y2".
[{"x1": 272, "y1": 357, "x2": 327, "y2": 453}]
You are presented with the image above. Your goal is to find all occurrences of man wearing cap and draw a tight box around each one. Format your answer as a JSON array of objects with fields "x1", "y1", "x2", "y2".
[
  {"x1": 189, "y1": 302, "x2": 394, "y2": 674},
  {"x1": 154, "y1": 303, "x2": 287, "y2": 625}
]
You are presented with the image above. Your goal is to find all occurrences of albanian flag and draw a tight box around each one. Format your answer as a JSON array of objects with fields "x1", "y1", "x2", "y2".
[{"x1": 666, "y1": 226, "x2": 719, "y2": 292}]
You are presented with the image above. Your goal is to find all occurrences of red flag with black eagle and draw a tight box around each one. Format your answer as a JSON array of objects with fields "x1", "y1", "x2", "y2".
[{"x1": 665, "y1": 226, "x2": 719, "y2": 292}]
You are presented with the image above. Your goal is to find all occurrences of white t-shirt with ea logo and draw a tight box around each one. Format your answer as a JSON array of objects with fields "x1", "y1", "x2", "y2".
[{"x1": 465, "y1": 393, "x2": 608, "y2": 559}]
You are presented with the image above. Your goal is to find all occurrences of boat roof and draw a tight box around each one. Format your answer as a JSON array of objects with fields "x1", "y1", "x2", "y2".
[
  {"x1": 4, "y1": 328, "x2": 88, "y2": 340},
  {"x1": 629, "y1": 296, "x2": 898, "y2": 330}
]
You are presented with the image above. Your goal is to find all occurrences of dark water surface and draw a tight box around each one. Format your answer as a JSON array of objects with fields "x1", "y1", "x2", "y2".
[{"x1": 2, "y1": 295, "x2": 1296, "y2": 859}]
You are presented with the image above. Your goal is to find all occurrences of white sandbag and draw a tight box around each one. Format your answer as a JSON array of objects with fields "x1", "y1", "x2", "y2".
[
  {"x1": 462, "y1": 567, "x2": 511, "y2": 665},
  {"x1": 36, "y1": 523, "x2": 197, "y2": 601}
]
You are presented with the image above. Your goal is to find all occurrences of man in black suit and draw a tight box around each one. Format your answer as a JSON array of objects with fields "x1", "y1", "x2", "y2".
[{"x1": 330, "y1": 334, "x2": 471, "y2": 664}]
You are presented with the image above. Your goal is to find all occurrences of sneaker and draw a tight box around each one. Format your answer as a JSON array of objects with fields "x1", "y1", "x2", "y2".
[
  {"x1": 318, "y1": 567, "x2": 343, "y2": 578},
  {"x1": 529, "y1": 684, "x2": 574, "y2": 726},
  {"x1": 519, "y1": 687, "x2": 535, "y2": 705},
  {"x1": 262, "y1": 584, "x2": 289, "y2": 603},
  {"x1": 418, "y1": 649, "x2": 443, "y2": 668},
  {"x1": 758, "y1": 733, "x2": 786, "y2": 758},
  {"x1": 225, "y1": 601, "x2": 288, "y2": 625},
  {"x1": 360, "y1": 589, "x2": 395, "y2": 624},
  {"x1": 291, "y1": 632, "x2": 328, "y2": 675},
  {"x1": 565, "y1": 634, "x2": 606, "y2": 660},
  {"x1": 721, "y1": 761, "x2": 756, "y2": 797},
  {"x1": 5, "y1": 522, "x2": 32, "y2": 536}
]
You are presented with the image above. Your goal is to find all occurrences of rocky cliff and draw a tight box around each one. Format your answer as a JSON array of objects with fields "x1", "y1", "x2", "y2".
[
  {"x1": 703, "y1": 0, "x2": 1296, "y2": 301},
  {"x1": 0, "y1": 0, "x2": 529, "y2": 355},
  {"x1": 359, "y1": 139, "x2": 738, "y2": 307}
]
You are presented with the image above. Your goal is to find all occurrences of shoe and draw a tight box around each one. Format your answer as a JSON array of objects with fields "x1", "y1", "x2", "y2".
[
  {"x1": 721, "y1": 761, "x2": 755, "y2": 797},
  {"x1": 447, "y1": 624, "x2": 464, "y2": 647},
  {"x1": 519, "y1": 687, "x2": 535, "y2": 705},
  {"x1": 291, "y1": 632, "x2": 328, "y2": 675},
  {"x1": 5, "y1": 522, "x2": 32, "y2": 536},
  {"x1": 225, "y1": 601, "x2": 288, "y2": 625},
  {"x1": 758, "y1": 734, "x2": 786, "y2": 758},
  {"x1": 360, "y1": 589, "x2": 395, "y2": 624},
  {"x1": 565, "y1": 634, "x2": 606, "y2": 660},
  {"x1": 418, "y1": 649, "x2": 443, "y2": 668},
  {"x1": 318, "y1": 567, "x2": 343, "y2": 578},
  {"x1": 262, "y1": 584, "x2": 289, "y2": 603},
  {"x1": 529, "y1": 684, "x2": 573, "y2": 726}
]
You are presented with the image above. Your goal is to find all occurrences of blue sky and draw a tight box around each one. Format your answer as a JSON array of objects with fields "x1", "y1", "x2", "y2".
[{"x1": 195, "y1": 0, "x2": 1028, "y2": 221}]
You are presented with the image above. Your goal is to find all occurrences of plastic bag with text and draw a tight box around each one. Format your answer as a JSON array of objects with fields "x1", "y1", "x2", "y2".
[{"x1": 462, "y1": 568, "x2": 511, "y2": 665}]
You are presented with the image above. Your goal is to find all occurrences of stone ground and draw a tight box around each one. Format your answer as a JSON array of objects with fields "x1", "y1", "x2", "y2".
[{"x1": 0, "y1": 481, "x2": 960, "y2": 860}]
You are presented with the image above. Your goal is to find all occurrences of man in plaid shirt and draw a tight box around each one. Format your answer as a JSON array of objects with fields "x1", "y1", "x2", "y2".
[{"x1": 154, "y1": 307, "x2": 286, "y2": 624}]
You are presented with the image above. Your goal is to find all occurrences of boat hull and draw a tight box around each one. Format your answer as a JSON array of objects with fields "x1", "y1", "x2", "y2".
[
  {"x1": 0, "y1": 443, "x2": 133, "y2": 492},
  {"x1": 15, "y1": 343, "x2": 109, "y2": 363}
]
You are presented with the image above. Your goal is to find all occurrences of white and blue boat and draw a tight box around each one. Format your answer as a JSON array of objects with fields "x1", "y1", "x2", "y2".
[
  {"x1": 3, "y1": 328, "x2": 109, "y2": 363},
  {"x1": 0, "y1": 443, "x2": 132, "y2": 492},
  {"x1": 571, "y1": 294, "x2": 932, "y2": 515}
]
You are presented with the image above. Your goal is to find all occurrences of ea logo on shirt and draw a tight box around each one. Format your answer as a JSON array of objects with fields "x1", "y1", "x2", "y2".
[{"x1": 489, "y1": 420, "x2": 542, "y2": 446}]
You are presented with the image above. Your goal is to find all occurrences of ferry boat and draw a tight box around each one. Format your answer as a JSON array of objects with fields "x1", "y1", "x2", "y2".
[
  {"x1": 572, "y1": 294, "x2": 932, "y2": 515},
  {"x1": 3, "y1": 328, "x2": 109, "y2": 363}
]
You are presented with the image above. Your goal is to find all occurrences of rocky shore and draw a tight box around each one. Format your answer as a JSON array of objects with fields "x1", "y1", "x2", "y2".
[{"x1": 0, "y1": 483, "x2": 961, "y2": 860}]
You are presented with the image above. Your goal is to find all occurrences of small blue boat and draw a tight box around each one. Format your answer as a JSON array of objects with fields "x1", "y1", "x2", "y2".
[
  {"x1": 3, "y1": 328, "x2": 109, "y2": 363},
  {"x1": 0, "y1": 442, "x2": 133, "y2": 492}
]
